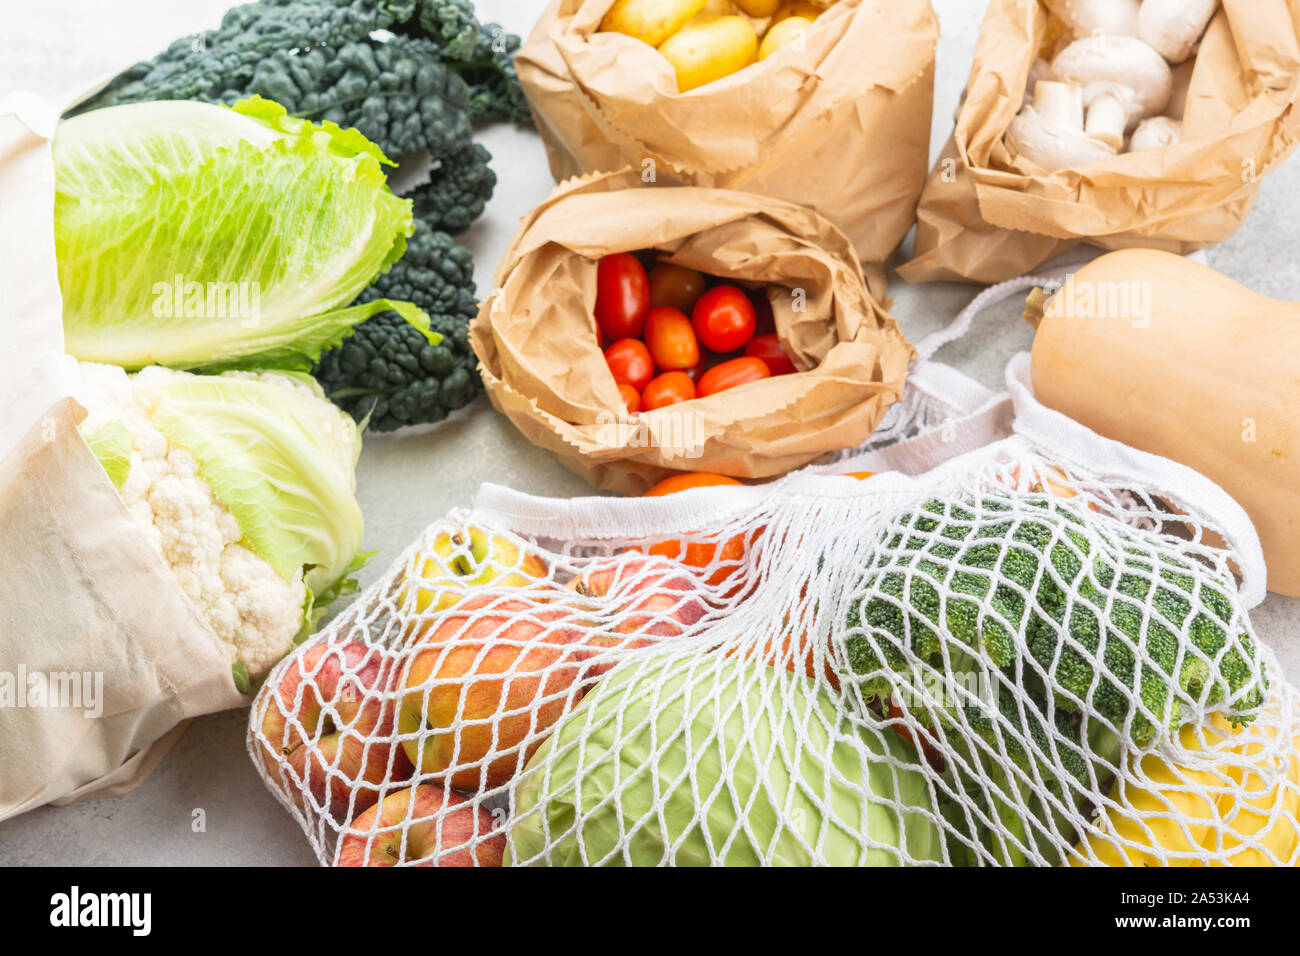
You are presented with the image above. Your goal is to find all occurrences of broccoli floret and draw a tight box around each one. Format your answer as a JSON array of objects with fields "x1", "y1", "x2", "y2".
[
  {"x1": 845, "y1": 495, "x2": 1268, "y2": 760},
  {"x1": 408, "y1": 143, "x2": 497, "y2": 234},
  {"x1": 313, "y1": 222, "x2": 481, "y2": 432}
]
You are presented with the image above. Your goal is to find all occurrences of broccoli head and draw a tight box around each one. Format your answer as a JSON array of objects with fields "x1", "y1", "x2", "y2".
[{"x1": 845, "y1": 496, "x2": 1268, "y2": 762}]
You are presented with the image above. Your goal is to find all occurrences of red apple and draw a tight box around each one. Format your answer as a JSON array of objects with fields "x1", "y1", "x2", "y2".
[
  {"x1": 334, "y1": 784, "x2": 504, "y2": 867},
  {"x1": 565, "y1": 553, "x2": 708, "y2": 678},
  {"x1": 395, "y1": 595, "x2": 588, "y2": 791},
  {"x1": 258, "y1": 640, "x2": 413, "y2": 821}
]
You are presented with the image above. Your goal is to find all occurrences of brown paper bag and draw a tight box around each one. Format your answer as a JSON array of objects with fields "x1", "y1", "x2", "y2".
[
  {"x1": 470, "y1": 169, "x2": 915, "y2": 496},
  {"x1": 900, "y1": 0, "x2": 1300, "y2": 285},
  {"x1": 0, "y1": 102, "x2": 243, "y2": 821},
  {"x1": 516, "y1": 0, "x2": 938, "y2": 267}
]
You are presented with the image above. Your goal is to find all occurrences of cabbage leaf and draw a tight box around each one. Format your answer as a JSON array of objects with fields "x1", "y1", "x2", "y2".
[{"x1": 54, "y1": 97, "x2": 429, "y2": 371}]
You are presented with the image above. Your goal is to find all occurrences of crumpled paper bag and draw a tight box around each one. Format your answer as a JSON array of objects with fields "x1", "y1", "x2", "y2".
[
  {"x1": 470, "y1": 168, "x2": 915, "y2": 496},
  {"x1": 900, "y1": 0, "x2": 1300, "y2": 284},
  {"x1": 516, "y1": 0, "x2": 939, "y2": 267}
]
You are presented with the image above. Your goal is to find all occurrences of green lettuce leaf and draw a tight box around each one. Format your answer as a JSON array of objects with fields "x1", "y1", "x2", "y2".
[{"x1": 54, "y1": 96, "x2": 424, "y2": 371}]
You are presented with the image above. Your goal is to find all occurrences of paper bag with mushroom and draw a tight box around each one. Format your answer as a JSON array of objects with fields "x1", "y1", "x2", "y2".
[{"x1": 899, "y1": 0, "x2": 1300, "y2": 285}]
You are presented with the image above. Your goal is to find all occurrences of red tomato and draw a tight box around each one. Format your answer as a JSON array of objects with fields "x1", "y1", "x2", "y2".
[
  {"x1": 692, "y1": 286, "x2": 756, "y2": 354},
  {"x1": 595, "y1": 253, "x2": 650, "y2": 340},
  {"x1": 744, "y1": 333, "x2": 797, "y2": 376},
  {"x1": 649, "y1": 263, "x2": 707, "y2": 313},
  {"x1": 641, "y1": 371, "x2": 696, "y2": 411},
  {"x1": 604, "y1": 338, "x2": 655, "y2": 392},
  {"x1": 644, "y1": 307, "x2": 700, "y2": 371},
  {"x1": 750, "y1": 290, "x2": 776, "y2": 336},
  {"x1": 617, "y1": 383, "x2": 642, "y2": 413},
  {"x1": 696, "y1": 356, "x2": 771, "y2": 397}
]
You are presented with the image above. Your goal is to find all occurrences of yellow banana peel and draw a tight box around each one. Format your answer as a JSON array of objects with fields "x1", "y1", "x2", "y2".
[{"x1": 1073, "y1": 711, "x2": 1300, "y2": 867}]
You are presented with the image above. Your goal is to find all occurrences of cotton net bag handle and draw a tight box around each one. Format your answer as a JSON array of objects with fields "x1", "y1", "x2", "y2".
[{"x1": 907, "y1": 249, "x2": 1266, "y2": 608}]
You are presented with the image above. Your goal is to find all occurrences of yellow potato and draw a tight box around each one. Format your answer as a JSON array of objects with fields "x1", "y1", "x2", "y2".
[
  {"x1": 658, "y1": 14, "x2": 759, "y2": 91},
  {"x1": 601, "y1": 0, "x2": 711, "y2": 47},
  {"x1": 759, "y1": 14, "x2": 813, "y2": 57},
  {"x1": 772, "y1": 0, "x2": 825, "y2": 23},
  {"x1": 699, "y1": 0, "x2": 737, "y2": 13},
  {"x1": 734, "y1": 0, "x2": 781, "y2": 15}
]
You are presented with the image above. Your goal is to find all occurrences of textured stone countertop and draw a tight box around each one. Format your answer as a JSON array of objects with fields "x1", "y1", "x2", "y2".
[{"x1": 1, "y1": 0, "x2": 1295, "y2": 865}]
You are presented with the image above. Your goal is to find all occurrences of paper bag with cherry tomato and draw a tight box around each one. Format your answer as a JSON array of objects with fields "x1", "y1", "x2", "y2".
[
  {"x1": 470, "y1": 169, "x2": 915, "y2": 495},
  {"x1": 515, "y1": 0, "x2": 938, "y2": 267}
]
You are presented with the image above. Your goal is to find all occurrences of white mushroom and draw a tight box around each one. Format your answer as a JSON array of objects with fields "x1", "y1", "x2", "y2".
[
  {"x1": 1139, "y1": 0, "x2": 1220, "y2": 64},
  {"x1": 1044, "y1": 0, "x2": 1139, "y2": 39},
  {"x1": 1050, "y1": 35, "x2": 1172, "y2": 149},
  {"x1": 1129, "y1": 115, "x2": 1182, "y2": 151},
  {"x1": 1006, "y1": 80, "x2": 1119, "y2": 170}
]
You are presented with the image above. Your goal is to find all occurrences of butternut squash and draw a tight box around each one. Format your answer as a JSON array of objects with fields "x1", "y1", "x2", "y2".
[{"x1": 1025, "y1": 248, "x2": 1300, "y2": 596}]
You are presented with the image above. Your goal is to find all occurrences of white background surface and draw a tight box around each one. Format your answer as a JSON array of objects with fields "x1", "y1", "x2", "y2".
[{"x1": 1, "y1": 0, "x2": 1297, "y2": 865}]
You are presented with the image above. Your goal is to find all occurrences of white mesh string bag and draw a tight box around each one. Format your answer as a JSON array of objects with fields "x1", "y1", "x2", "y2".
[{"x1": 247, "y1": 344, "x2": 1299, "y2": 867}]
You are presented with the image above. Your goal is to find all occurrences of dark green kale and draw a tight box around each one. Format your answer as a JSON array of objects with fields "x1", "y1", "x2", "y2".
[{"x1": 313, "y1": 222, "x2": 480, "y2": 432}]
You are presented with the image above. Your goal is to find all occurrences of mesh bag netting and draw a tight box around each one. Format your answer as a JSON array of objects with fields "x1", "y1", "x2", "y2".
[{"x1": 247, "y1": 357, "x2": 1300, "y2": 866}]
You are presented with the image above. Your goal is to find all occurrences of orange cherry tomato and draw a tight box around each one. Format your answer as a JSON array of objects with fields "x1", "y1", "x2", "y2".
[
  {"x1": 692, "y1": 286, "x2": 757, "y2": 353},
  {"x1": 639, "y1": 471, "x2": 757, "y2": 595},
  {"x1": 641, "y1": 371, "x2": 696, "y2": 411},
  {"x1": 649, "y1": 262, "x2": 707, "y2": 313},
  {"x1": 595, "y1": 253, "x2": 650, "y2": 341},
  {"x1": 696, "y1": 356, "x2": 771, "y2": 397},
  {"x1": 617, "y1": 383, "x2": 642, "y2": 413},
  {"x1": 644, "y1": 307, "x2": 700, "y2": 371},
  {"x1": 644, "y1": 472, "x2": 744, "y2": 496},
  {"x1": 744, "y1": 333, "x2": 797, "y2": 376},
  {"x1": 604, "y1": 338, "x2": 655, "y2": 392}
]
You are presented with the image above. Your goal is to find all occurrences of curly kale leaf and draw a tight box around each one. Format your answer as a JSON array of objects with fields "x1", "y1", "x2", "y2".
[
  {"x1": 75, "y1": 1, "x2": 528, "y2": 159},
  {"x1": 407, "y1": 142, "x2": 497, "y2": 234},
  {"x1": 450, "y1": 23, "x2": 532, "y2": 124},
  {"x1": 313, "y1": 222, "x2": 481, "y2": 432}
]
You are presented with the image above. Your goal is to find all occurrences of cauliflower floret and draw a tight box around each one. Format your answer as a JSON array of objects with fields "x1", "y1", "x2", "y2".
[{"x1": 76, "y1": 363, "x2": 308, "y2": 680}]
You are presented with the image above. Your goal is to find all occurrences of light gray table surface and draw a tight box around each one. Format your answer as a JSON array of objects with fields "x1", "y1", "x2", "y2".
[{"x1": 1, "y1": 0, "x2": 1296, "y2": 865}]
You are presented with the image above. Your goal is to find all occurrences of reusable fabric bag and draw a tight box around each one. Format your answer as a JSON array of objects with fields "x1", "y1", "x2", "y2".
[
  {"x1": 0, "y1": 96, "x2": 242, "y2": 821},
  {"x1": 900, "y1": 0, "x2": 1300, "y2": 284},
  {"x1": 516, "y1": 0, "x2": 939, "y2": 266}
]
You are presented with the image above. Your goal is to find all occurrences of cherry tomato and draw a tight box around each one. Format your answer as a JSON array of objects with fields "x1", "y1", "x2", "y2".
[
  {"x1": 696, "y1": 356, "x2": 771, "y2": 397},
  {"x1": 744, "y1": 333, "x2": 797, "y2": 376},
  {"x1": 750, "y1": 290, "x2": 776, "y2": 336},
  {"x1": 644, "y1": 307, "x2": 700, "y2": 371},
  {"x1": 617, "y1": 383, "x2": 642, "y2": 413},
  {"x1": 604, "y1": 338, "x2": 655, "y2": 392},
  {"x1": 692, "y1": 286, "x2": 756, "y2": 353},
  {"x1": 681, "y1": 352, "x2": 711, "y2": 383},
  {"x1": 641, "y1": 371, "x2": 697, "y2": 411},
  {"x1": 649, "y1": 262, "x2": 707, "y2": 313},
  {"x1": 595, "y1": 253, "x2": 650, "y2": 340},
  {"x1": 644, "y1": 473, "x2": 743, "y2": 496}
]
